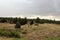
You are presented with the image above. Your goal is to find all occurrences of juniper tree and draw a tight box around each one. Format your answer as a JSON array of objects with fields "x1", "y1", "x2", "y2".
[
  {"x1": 35, "y1": 17, "x2": 40, "y2": 23},
  {"x1": 18, "y1": 17, "x2": 22, "y2": 24},
  {"x1": 30, "y1": 20, "x2": 34, "y2": 25},
  {"x1": 1, "y1": 18, "x2": 7, "y2": 23},
  {"x1": 15, "y1": 22, "x2": 21, "y2": 29},
  {"x1": 13, "y1": 17, "x2": 17, "y2": 23},
  {"x1": 23, "y1": 17, "x2": 27, "y2": 24}
]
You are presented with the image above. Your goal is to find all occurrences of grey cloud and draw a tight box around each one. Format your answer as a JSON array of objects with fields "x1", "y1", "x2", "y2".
[{"x1": 0, "y1": 0, "x2": 60, "y2": 19}]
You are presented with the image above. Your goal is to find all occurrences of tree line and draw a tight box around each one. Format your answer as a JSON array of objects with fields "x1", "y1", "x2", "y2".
[{"x1": 0, "y1": 17, "x2": 60, "y2": 25}]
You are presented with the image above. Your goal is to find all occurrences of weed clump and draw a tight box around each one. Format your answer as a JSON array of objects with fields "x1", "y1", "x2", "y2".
[{"x1": 0, "y1": 29, "x2": 20, "y2": 38}]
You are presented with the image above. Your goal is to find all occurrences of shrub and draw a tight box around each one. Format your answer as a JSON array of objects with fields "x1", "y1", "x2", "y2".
[
  {"x1": 15, "y1": 22, "x2": 21, "y2": 29},
  {"x1": 30, "y1": 20, "x2": 34, "y2": 25}
]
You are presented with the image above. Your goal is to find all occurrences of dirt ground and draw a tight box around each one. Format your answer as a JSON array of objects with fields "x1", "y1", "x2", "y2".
[
  {"x1": 0, "y1": 23, "x2": 60, "y2": 40},
  {"x1": 21, "y1": 23, "x2": 60, "y2": 40}
]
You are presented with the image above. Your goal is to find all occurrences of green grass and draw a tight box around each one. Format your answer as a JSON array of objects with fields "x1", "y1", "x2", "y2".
[
  {"x1": 20, "y1": 38, "x2": 27, "y2": 40},
  {"x1": 0, "y1": 29, "x2": 20, "y2": 38},
  {"x1": 13, "y1": 38, "x2": 20, "y2": 40}
]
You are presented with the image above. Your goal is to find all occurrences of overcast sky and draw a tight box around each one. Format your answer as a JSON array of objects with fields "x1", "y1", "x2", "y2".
[{"x1": 0, "y1": 0, "x2": 60, "y2": 20}]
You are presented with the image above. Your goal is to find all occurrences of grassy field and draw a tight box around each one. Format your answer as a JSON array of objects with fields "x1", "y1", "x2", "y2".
[{"x1": 0, "y1": 23, "x2": 60, "y2": 40}]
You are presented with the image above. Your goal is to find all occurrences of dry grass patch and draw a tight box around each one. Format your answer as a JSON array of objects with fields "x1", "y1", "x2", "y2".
[{"x1": 20, "y1": 23, "x2": 60, "y2": 40}]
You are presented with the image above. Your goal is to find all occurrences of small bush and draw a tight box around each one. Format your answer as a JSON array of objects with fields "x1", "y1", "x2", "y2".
[
  {"x1": 15, "y1": 22, "x2": 21, "y2": 29},
  {"x1": 30, "y1": 20, "x2": 34, "y2": 25}
]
